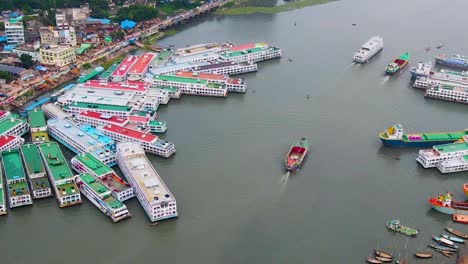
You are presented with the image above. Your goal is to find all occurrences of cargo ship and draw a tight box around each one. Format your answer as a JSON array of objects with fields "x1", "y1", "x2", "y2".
[
  {"x1": 284, "y1": 138, "x2": 309, "y2": 172},
  {"x1": 353, "y1": 36, "x2": 384, "y2": 63},
  {"x1": 435, "y1": 54, "x2": 468, "y2": 70},
  {"x1": 379, "y1": 124, "x2": 468, "y2": 147},
  {"x1": 38, "y1": 142, "x2": 82, "y2": 207},
  {"x1": 20, "y1": 144, "x2": 52, "y2": 199},
  {"x1": 429, "y1": 192, "x2": 468, "y2": 215},
  {"x1": 410, "y1": 61, "x2": 432, "y2": 79},
  {"x1": 2, "y1": 149, "x2": 33, "y2": 208},
  {"x1": 76, "y1": 66, "x2": 104, "y2": 83},
  {"x1": 75, "y1": 173, "x2": 130, "y2": 222},
  {"x1": 385, "y1": 53, "x2": 410, "y2": 74}
]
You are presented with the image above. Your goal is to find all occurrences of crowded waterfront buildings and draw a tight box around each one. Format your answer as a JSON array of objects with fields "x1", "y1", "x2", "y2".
[
  {"x1": 116, "y1": 142, "x2": 177, "y2": 222},
  {"x1": 38, "y1": 142, "x2": 82, "y2": 207}
]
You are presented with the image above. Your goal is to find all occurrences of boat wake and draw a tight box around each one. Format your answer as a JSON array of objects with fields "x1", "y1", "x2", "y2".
[
  {"x1": 279, "y1": 172, "x2": 290, "y2": 184},
  {"x1": 344, "y1": 62, "x2": 356, "y2": 71},
  {"x1": 380, "y1": 75, "x2": 390, "y2": 85}
]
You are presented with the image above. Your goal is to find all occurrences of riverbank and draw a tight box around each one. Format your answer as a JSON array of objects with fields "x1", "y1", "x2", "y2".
[{"x1": 215, "y1": 0, "x2": 336, "y2": 15}]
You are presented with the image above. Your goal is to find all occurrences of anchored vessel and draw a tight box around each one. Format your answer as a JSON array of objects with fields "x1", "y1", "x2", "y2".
[
  {"x1": 110, "y1": 55, "x2": 138, "y2": 82},
  {"x1": 416, "y1": 141, "x2": 468, "y2": 173},
  {"x1": 386, "y1": 219, "x2": 418, "y2": 236},
  {"x1": 75, "y1": 173, "x2": 130, "y2": 222},
  {"x1": 428, "y1": 192, "x2": 468, "y2": 215},
  {"x1": 414, "y1": 69, "x2": 468, "y2": 89},
  {"x1": 0, "y1": 115, "x2": 29, "y2": 137},
  {"x1": 379, "y1": 124, "x2": 468, "y2": 147},
  {"x1": 175, "y1": 71, "x2": 247, "y2": 93},
  {"x1": 1, "y1": 149, "x2": 33, "y2": 208},
  {"x1": 192, "y1": 61, "x2": 257, "y2": 76},
  {"x1": 27, "y1": 109, "x2": 49, "y2": 144},
  {"x1": 116, "y1": 142, "x2": 178, "y2": 222},
  {"x1": 71, "y1": 152, "x2": 134, "y2": 202},
  {"x1": 410, "y1": 61, "x2": 432, "y2": 78},
  {"x1": 0, "y1": 135, "x2": 24, "y2": 152},
  {"x1": 0, "y1": 164, "x2": 6, "y2": 215},
  {"x1": 385, "y1": 53, "x2": 410, "y2": 75},
  {"x1": 353, "y1": 36, "x2": 384, "y2": 63},
  {"x1": 424, "y1": 84, "x2": 468, "y2": 105},
  {"x1": 284, "y1": 138, "x2": 309, "y2": 171},
  {"x1": 219, "y1": 43, "x2": 281, "y2": 63},
  {"x1": 38, "y1": 142, "x2": 82, "y2": 207},
  {"x1": 77, "y1": 66, "x2": 104, "y2": 83},
  {"x1": 153, "y1": 75, "x2": 228, "y2": 97},
  {"x1": 127, "y1": 53, "x2": 155, "y2": 81},
  {"x1": 435, "y1": 54, "x2": 468, "y2": 70},
  {"x1": 20, "y1": 144, "x2": 52, "y2": 199}
]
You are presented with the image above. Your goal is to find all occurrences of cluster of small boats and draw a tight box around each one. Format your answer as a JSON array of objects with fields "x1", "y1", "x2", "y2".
[{"x1": 367, "y1": 249, "x2": 396, "y2": 263}]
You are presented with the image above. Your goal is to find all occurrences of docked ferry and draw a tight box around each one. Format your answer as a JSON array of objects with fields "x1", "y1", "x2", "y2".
[
  {"x1": 379, "y1": 124, "x2": 468, "y2": 147},
  {"x1": 38, "y1": 142, "x2": 82, "y2": 207},
  {"x1": 1, "y1": 149, "x2": 33, "y2": 208},
  {"x1": 353, "y1": 36, "x2": 384, "y2": 63},
  {"x1": 75, "y1": 173, "x2": 130, "y2": 222},
  {"x1": 410, "y1": 61, "x2": 432, "y2": 79},
  {"x1": 435, "y1": 54, "x2": 468, "y2": 70},
  {"x1": 20, "y1": 144, "x2": 52, "y2": 199},
  {"x1": 0, "y1": 163, "x2": 7, "y2": 215}
]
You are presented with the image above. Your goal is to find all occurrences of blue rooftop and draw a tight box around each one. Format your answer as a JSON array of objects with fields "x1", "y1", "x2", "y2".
[
  {"x1": 120, "y1": 20, "x2": 136, "y2": 30},
  {"x1": 0, "y1": 36, "x2": 7, "y2": 43},
  {"x1": 80, "y1": 124, "x2": 115, "y2": 150}
]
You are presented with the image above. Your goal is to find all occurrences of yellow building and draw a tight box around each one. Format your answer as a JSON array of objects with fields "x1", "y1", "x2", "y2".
[{"x1": 39, "y1": 45, "x2": 76, "y2": 67}]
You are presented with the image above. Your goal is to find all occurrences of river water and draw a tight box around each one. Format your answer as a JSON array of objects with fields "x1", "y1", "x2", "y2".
[{"x1": 3, "y1": 0, "x2": 468, "y2": 263}]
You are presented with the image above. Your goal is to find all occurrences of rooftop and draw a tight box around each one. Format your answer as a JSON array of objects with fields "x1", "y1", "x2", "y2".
[
  {"x1": 80, "y1": 124, "x2": 114, "y2": 146},
  {"x1": 30, "y1": 177, "x2": 51, "y2": 191},
  {"x1": 221, "y1": 46, "x2": 278, "y2": 58},
  {"x1": 98, "y1": 172, "x2": 131, "y2": 193},
  {"x1": 175, "y1": 71, "x2": 226, "y2": 81},
  {"x1": 81, "y1": 80, "x2": 149, "y2": 92},
  {"x1": 47, "y1": 118, "x2": 104, "y2": 151},
  {"x1": 0, "y1": 135, "x2": 19, "y2": 148},
  {"x1": 103, "y1": 124, "x2": 157, "y2": 143},
  {"x1": 27, "y1": 109, "x2": 47, "y2": 128},
  {"x1": 99, "y1": 61, "x2": 120, "y2": 80},
  {"x1": 116, "y1": 142, "x2": 175, "y2": 205},
  {"x1": 193, "y1": 61, "x2": 238, "y2": 71},
  {"x1": 1, "y1": 149, "x2": 26, "y2": 181},
  {"x1": 38, "y1": 142, "x2": 75, "y2": 181},
  {"x1": 154, "y1": 86, "x2": 179, "y2": 93},
  {"x1": 21, "y1": 144, "x2": 45, "y2": 175},
  {"x1": 64, "y1": 102, "x2": 132, "y2": 112},
  {"x1": 78, "y1": 111, "x2": 128, "y2": 125},
  {"x1": 74, "y1": 152, "x2": 112, "y2": 177},
  {"x1": 111, "y1": 55, "x2": 138, "y2": 77},
  {"x1": 55, "y1": 182, "x2": 79, "y2": 198},
  {"x1": 153, "y1": 75, "x2": 208, "y2": 85},
  {"x1": 0, "y1": 64, "x2": 27, "y2": 75},
  {"x1": 128, "y1": 53, "x2": 155, "y2": 75},
  {"x1": 0, "y1": 117, "x2": 24, "y2": 135},
  {"x1": 78, "y1": 173, "x2": 111, "y2": 197},
  {"x1": 435, "y1": 142, "x2": 468, "y2": 154},
  {"x1": 40, "y1": 45, "x2": 73, "y2": 53},
  {"x1": 8, "y1": 181, "x2": 30, "y2": 197}
]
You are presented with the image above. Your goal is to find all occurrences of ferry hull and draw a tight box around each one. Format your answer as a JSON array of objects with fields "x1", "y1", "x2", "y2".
[
  {"x1": 379, "y1": 137, "x2": 455, "y2": 148},
  {"x1": 435, "y1": 58, "x2": 468, "y2": 71},
  {"x1": 430, "y1": 204, "x2": 455, "y2": 215}
]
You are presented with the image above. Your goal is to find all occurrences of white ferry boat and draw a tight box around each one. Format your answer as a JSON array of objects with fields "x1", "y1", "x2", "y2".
[
  {"x1": 410, "y1": 61, "x2": 432, "y2": 79},
  {"x1": 153, "y1": 75, "x2": 228, "y2": 97},
  {"x1": 413, "y1": 73, "x2": 468, "y2": 90},
  {"x1": 2, "y1": 149, "x2": 33, "y2": 208},
  {"x1": 75, "y1": 173, "x2": 131, "y2": 222},
  {"x1": 417, "y1": 141, "x2": 468, "y2": 169},
  {"x1": 219, "y1": 43, "x2": 281, "y2": 63},
  {"x1": 38, "y1": 142, "x2": 82, "y2": 207},
  {"x1": 20, "y1": 144, "x2": 52, "y2": 199},
  {"x1": 101, "y1": 124, "x2": 175, "y2": 158},
  {"x1": 175, "y1": 71, "x2": 247, "y2": 93},
  {"x1": 42, "y1": 103, "x2": 70, "y2": 119},
  {"x1": 148, "y1": 120, "x2": 167, "y2": 133},
  {"x1": 353, "y1": 36, "x2": 384, "y2": 63},
  {"x1": 0, "y1": 115, "x2": 30, "y2": 137},
  {"x1": 192, "y1": 61, "x2": 258, "y2": 76},
  {"x1": 116, "y1": 142, "x2": 178, "y2": 222},
  {"x1": 71, "y1": 152, "x2": 134, "y2": 202},
  {"x1": 0, "y1": 135, "x2": 24, "y2": 152},
  {"x1": 425, "y1": 84, "x2": 468, "y2": 105}
]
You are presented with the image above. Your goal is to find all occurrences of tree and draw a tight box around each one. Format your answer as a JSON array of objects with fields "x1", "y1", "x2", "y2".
[
  {"x1": 0, "y1": 22, "x2": 4, "y2": 31},
  {"x1": 20, "y1": 54, "x2": 34, "y2": 69},
  {"x1": 116, "y1": 5, "x2": 158, "y2": 23},
  {"x1": 0, "y1": 71, "x2": 13, "y2": 83}
]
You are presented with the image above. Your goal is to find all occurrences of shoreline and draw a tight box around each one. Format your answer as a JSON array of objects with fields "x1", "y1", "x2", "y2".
[{"x1": 215, "y1": 0, "x2": 337, "y2": 15}]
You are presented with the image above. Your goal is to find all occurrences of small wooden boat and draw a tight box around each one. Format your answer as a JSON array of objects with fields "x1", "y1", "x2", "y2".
[
  {"x1": 387, "y1": 219, "x2": 418, "y2": 236},
  {"x1": 366, "y1": 258, "x2": 382, "y2": 264},
  {"x1": 428, "y1": 244, "x2": 458, "y2": 252},
  {"x1": 444, "y1": 225, "x2": 468, "y2": 238},
  {"x1": 454, "y1": 213, "x2": 468, "y2": 224},
  {"x1": 433, "y1": 235, "x2": 459, "y2": 249},
  {"x1": 442, "y1": 234, "x2": 465, "y2": 243},
  {"x1": 374, "y1": 249, "x2": 393, "y2": 259},
  {"x1": 375, "y1": 256, "x2": 392, "y2": 262},
  {"x1": 415, "y1": 252, "x2": 432, "y2": 258},
  {"x1": 284, "y1": 138, "x2": 309, "y2": 172}
]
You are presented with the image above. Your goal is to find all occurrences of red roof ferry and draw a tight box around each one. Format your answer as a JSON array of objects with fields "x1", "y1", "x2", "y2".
[
  {"x1": 110, "y1": 55, "x2": 138, "y2": 82},
  {"x1": 127, "y1": 53, "x2": 155, "y2": 81}
]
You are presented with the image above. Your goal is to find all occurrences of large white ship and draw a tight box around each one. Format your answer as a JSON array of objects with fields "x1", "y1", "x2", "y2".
[
  {"x1": 116, "y1": 142, "x2": 178, "y2": 222},
  {"x1": 353, "y1": 36, "x2": 384, "y2": 63}
]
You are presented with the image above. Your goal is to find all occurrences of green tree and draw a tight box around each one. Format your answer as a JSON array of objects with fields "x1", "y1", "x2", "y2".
[
  {"x1": 20, "y1": 54, "x2": 34, "y2": 69},
  {"x1": 0, "y1": 22, "x2": 4, "y2": 31},
  {"x1": 0, "y1": 71, "x2": 13, "y2": 83},
  {"x1": 116, "y1": 5, "x2": 158, "y2": 23},
  {"x1": 81, "y1": 63, "x2": 92, "y2": 70}
]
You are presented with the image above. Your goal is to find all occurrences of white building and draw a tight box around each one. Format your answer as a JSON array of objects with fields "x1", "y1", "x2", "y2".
[{"x1": 5, "y1": 20, "x2": 25, "y2": 45}]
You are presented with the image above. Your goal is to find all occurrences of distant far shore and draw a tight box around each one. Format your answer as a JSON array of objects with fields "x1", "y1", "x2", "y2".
[{"x1": 215, "y1": 0, "x2": 337, "y2": 15}]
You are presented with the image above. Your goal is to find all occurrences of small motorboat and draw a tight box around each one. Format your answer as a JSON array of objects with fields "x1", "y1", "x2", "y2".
[
  {"x1": 366, "y1": 257, "x2": 382, "y2": 264},
  {"x1": 453, "y1": 213, "x2": 468, "y2": 224},
  {"x1": 436, "y1": 43, "x2": 444, "y2": 49},
  {"x1": 375, "y1": 256, "x2": 392, "y2": 262},
  {"x1": 433, "y1": 235, "x2": 458, "y2": 248},
  {"x1": 374, "y1": 249, "x2": 393, "y2": 259},
  {"x1": 415, "y1": 252, "x2": 432, "y2": 258},
  {"x1": 428, "y1": 244, "x2": 458, "y2": 252},
  {"x1": 442, "y1": 234, "x2": 465, "y2": 243},
  {"x1": 288, "y1": 58, "x2": 293, "y2": 62},
  {"x1": 444, "y1": 225, "x2": 468, "y2": 238},
  {"x1": 442, "y1": 251, "x2": 453, "y2": 258},
  {"x1": 284, "y1": 138, "x2": 309, "y2": 172},
  {"x1": 387, "y1": 219, "x2": 418, "y2": 236},
  {"x1": 352, "y1": 23, "x2": 357, "y2": 26}
]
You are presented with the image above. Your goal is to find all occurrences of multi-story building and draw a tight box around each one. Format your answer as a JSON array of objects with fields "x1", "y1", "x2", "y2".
[
  {"x1": 55, "y1": 4, "x2": 91, "y2": 29},
  {"x1": 5, "y1": 19, "x2": 25, "y2": 45},
  {"x1": 40, "y1": 26, "x2": 77, "y2": 47},
  {"x1": 28, "y1": 109, "x2": 49, "y2": 144},
  {"x1": 116, "y1": 142, "x2": 178, "y2": 222},
  {"x1": 39, "y1": 45, "x2": 76, "y2": 67},
  {"x1": 71, "y1": 152, "x2": 134, "y2": 202},
  {"x1": 37, "y1": 142, "x2": 82, "y2": 207},
  {"x1": 13, "y1": 45, "x2": 40, "y2": 61}
]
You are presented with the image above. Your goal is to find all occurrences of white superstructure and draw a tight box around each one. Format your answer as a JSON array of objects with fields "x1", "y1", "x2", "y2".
[
  {"x1": 116, "y1": 142, "x2": 178, "y2": 222},
  {"x1": 353, "y1": 36, "x2": 384, "y2": 63},
  {"x1": 425, "y1": 84, "x2": 468, "y2": 104},
  {"x1": 417, "y1": 141, "x2": 468, "y2": 169}
]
